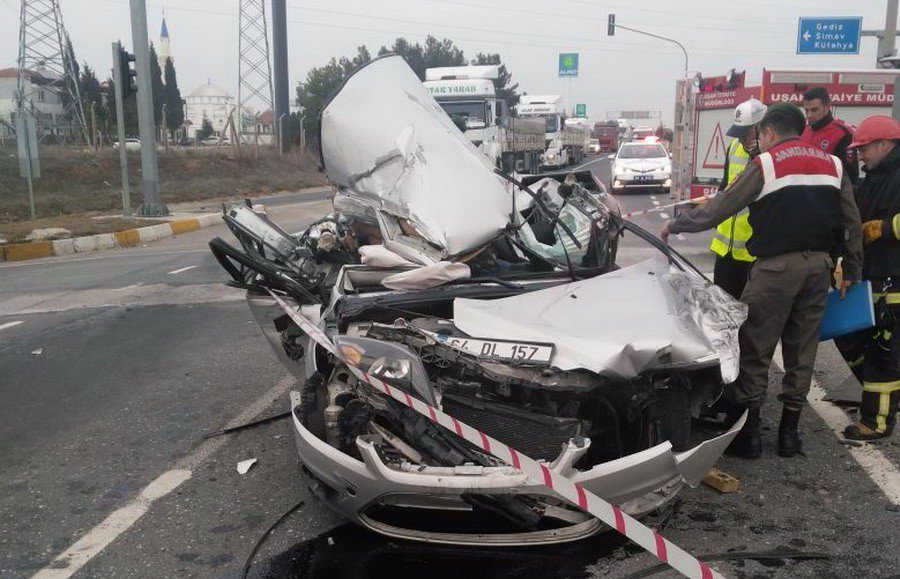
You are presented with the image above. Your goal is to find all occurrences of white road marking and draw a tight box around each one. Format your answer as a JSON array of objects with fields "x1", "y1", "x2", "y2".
[
  {"x1": 166, "y1": 265, "x2": 197, "y2": 275},
  {"x1": 0, "y1": 283, "x2": 244, "y2": 316},
  {"x1": 0, "y1": 320, "x2": 24, "y2": 331},
  {"x1": 572, "y1": 155, "x2": 611, "y2": 171},
  {"x1": 0, "y1": 249, "x2": 210, "y2": 269},
  {"x1": 676, "y1": 234, "x2": 686, "y2": 241},
  {"x1": 660, "y1": 212, "x2": 671, "y2": 220},
  {"x1": 653, "y1": 200, "x2": 661, "y2": 206},
  {"x1": 32, "y1": 374, "x2": 296, "y2": 578},
  {"x1": 774, "y1": 345, "x2": 900, "y2": 506},
  {"x1": 31, "y1": 469, "x2": 192, "y2": 579},
  {"x1": 650, "y1": 195, "x2": 658, "y2": 200}
]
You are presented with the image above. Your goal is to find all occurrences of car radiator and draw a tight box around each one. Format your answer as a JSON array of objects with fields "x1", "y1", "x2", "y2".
[{"x1": 441, "y1": 395, "x2": 583, "y2": 462}]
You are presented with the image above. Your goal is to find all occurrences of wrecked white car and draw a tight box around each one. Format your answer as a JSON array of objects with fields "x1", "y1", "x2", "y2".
[{"x1": 209, "y1": 55, "x2": 747, "y2": 546}]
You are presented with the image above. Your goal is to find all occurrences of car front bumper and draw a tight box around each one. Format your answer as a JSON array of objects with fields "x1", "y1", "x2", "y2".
[
  {"x1": 612, "y1": 173, "x2": 671, "y2": 190},
  {"x1": 290, "y1": 389, "x2": 744, "y2": 546}
]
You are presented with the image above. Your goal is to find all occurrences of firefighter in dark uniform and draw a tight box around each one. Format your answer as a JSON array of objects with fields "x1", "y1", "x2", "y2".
[
  {"x1": 835, "y1": 115, "x2": 900, "y2": 440},
  {"x1": 801, "y1": 87, "x2": 859, "y2": 185},
  {"x1": 661, "y1": 103, "x2": 864, "y2": 458}
]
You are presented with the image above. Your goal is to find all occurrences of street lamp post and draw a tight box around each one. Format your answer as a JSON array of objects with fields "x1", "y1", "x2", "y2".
[{"x1": 607, "y1": 15, "x2": 689, "y2": 72}]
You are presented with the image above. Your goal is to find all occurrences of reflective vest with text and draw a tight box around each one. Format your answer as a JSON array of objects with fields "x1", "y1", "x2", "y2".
[{"x1": 709, "y1": 139, "x2": 755, "y2": 262}]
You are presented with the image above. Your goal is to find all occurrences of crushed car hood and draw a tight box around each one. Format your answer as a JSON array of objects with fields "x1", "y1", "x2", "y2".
[
  {"x1": 320, "y1": 55, "x2": 513, "y2": 259},
  {"x1": 454, "y1": 257, "x2": 747, "y2": 381}
]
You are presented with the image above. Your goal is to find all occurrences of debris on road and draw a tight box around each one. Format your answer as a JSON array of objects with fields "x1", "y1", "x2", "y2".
[
  {"x1": 241, "y1": 500, "x2": 306, "y2": 579},
  {"x1": 702, "y1": 468, "x2": 739, "y2": 493},
  {"x1": 30, "y1": 348, "x2": 43, "y2": 355},
  {"x1": 203, "y1": 410, "x2": 292, "y2": 439},
  {"x1": 236, "y1": 459, "x2": 257, "y2": 474},
  {"x1": 24, "y1": 227, "x2": 71, "y2": 242}
]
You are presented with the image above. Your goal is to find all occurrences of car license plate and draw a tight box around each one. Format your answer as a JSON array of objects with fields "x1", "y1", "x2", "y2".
[
  {"x1": 634, "y1": 174, "x2": 653, "y2": 182},
  {"x1": 422, "y1": 331, "x2": 554, "y2": 365}
]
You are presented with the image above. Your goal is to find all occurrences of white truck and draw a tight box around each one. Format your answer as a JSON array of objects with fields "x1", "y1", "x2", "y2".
[
  {"x1": 424, "y1": 65, "x2": 545, "y2": 173},
  {"x1": 515, "y1": 95, "x2": 589, "y2": 171}
]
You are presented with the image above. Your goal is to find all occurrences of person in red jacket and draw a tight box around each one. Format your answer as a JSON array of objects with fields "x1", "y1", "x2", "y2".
[{"x1": 801, "y1": 87, "x2": 859, "y2": 185}]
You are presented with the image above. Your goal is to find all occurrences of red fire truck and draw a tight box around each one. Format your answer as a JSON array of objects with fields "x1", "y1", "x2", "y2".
[{"x1": 672, "y1": 68, "x2": 900, "y2": 204}]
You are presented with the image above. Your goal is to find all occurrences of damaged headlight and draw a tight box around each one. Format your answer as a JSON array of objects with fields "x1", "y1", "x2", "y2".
[{"x1": 333, "y1": 335, "x2": 437, "y2": 406}]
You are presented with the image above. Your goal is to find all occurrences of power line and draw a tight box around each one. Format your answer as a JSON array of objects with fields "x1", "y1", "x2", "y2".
[
  {"x1": 100, "y1": 0, "x2": 866, "y2": 61},
  {"x1": 557, "y1": 0, "x2": 792, "y2": 27},
  {"x1": 293, "y1": 0, "x2": 794, "y2": 38},
  {"x1": 415, "y1": 0, "x2": 792, "y2": 33},
  {"x1": 129, "y1": 0, "x2": 816, "y2": 58}
]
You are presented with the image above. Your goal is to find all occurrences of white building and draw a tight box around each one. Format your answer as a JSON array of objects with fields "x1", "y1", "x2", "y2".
[
  {"x1": 0, "y1": 67, "x2": 70, "y2": 140},
  {"x1": 158, "y1": 17, "x2": 172, "y2": 70},
  {"x1": 184, "y1": 81, "x2": 233, "y2": 139}
]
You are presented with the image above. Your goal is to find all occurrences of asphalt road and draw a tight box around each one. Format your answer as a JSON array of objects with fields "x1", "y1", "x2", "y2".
[{"x1": 1, "y1": 163, "x2": 897, "y2": 579}]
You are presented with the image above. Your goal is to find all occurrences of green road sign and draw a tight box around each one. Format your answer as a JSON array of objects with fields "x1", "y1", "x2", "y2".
[
  {"x1": 575, "y1": 103, "x2": 587, "y2": 117},
  {"x1": 559, "y1": 53, "x2": 579, "y2": 77}
]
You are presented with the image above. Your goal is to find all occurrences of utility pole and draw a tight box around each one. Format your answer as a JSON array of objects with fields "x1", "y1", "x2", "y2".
[
  {"x1": 880, "y1": 0, "x2": 898, "y2": 68},
  {"x1": 863, "y1": 0, "x2": 899, "y2": 68},
  {"x1": 271, "y1": 0, "x2": 290, "y2": 153},
  {"x1": 16, "y1": 0, "x2": 88, "y2": 143},
  {"x1": 129, "y1": 0, "x2": 168, "y2": 216},
  {"x1": 862, "y1": 0, "x2": 900, "y2": 118},
  {"x1": 239, "y1": 0, "x2": 274, "y2": 148},
  {"x1": 112, "y1": 42, "x2": 131, "y2": 217},
  {"x1": 883, "y1": 0, "x2": 900, "y2": 120}
]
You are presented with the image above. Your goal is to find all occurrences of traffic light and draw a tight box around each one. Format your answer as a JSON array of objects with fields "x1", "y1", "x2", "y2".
[
  {"x1": 119, "y1": 47, "x2": 137, "y2": 97},
  {"x1": 608, "y1": 14, "x2": 616, "y2": 36}
]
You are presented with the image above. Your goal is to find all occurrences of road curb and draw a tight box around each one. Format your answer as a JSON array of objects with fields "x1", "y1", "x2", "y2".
[{"x1": 0, "y1": 214, "x2": 221, "y2": 263}]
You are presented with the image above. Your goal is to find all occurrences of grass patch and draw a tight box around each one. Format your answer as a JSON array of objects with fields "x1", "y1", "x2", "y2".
[{"x1": 0, "y1": 145, "x2": 327, "y2": 223}]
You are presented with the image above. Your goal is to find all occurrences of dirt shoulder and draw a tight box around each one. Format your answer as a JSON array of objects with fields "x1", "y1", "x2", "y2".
[{"x1": 0, "y1": 145, "x2": 327, "y2": 243}]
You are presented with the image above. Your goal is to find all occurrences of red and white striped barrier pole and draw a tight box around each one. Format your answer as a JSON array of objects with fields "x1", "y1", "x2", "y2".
[
  {"x1": 268, "y1": 291, "x2": 724, "y2": 579},
  {"x1": 621, "y1": 195, "x2": 713, "y2": 220}
]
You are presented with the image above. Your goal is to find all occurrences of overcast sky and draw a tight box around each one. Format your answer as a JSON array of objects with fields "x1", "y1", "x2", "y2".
[{"x1": 0, "y1": 0, "x2": 894, "y2": 124}]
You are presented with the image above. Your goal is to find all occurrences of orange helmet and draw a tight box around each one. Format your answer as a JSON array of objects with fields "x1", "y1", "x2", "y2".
[{"x1": 849, "y1": 115, "x2": 900, "y2": 148}]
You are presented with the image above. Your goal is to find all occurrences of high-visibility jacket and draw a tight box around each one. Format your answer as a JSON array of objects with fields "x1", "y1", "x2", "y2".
[{"x1": 709, "y1": 139, "x2": 755, "y2": 262}]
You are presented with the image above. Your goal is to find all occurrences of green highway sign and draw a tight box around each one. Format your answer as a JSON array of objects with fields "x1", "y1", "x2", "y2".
[
  {"x1": 575, "y1": 103, "x2": 587, "y2": 117},
  {"x1": 559, "y1": 53, "x2": 579, "y2": 77}
]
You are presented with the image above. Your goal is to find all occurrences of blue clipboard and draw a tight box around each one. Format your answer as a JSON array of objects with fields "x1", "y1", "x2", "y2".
[{"x1": 820, "y1": 281, "x2": 876, "y2": 341}]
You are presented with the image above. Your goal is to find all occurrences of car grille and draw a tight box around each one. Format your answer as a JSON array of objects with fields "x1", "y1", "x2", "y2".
[{"x1": 441, "y1": 396, "x2": 582, "y2": 461}]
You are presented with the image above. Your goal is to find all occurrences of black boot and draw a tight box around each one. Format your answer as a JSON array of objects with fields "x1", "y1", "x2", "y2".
[
  {"x1": 725, "y1": 407, "x2": 762, "y2": 459},
  {"x1": 778, "y1": 405, "x2": 803, "y2": 457}
]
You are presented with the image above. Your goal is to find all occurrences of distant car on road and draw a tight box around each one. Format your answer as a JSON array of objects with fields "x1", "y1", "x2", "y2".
[
  {"x1": 113, "y1": 138, "x2": 141, "y2": 151},
  {"x1": 630, "y1": 127, "x2": 656, "y2": 141},
  {"x1": 587, "y1": 138, "x2": 600, "y2": 154},
  {"x1": 611, "y1": 141, "x2": 672, "y2": 194}
]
